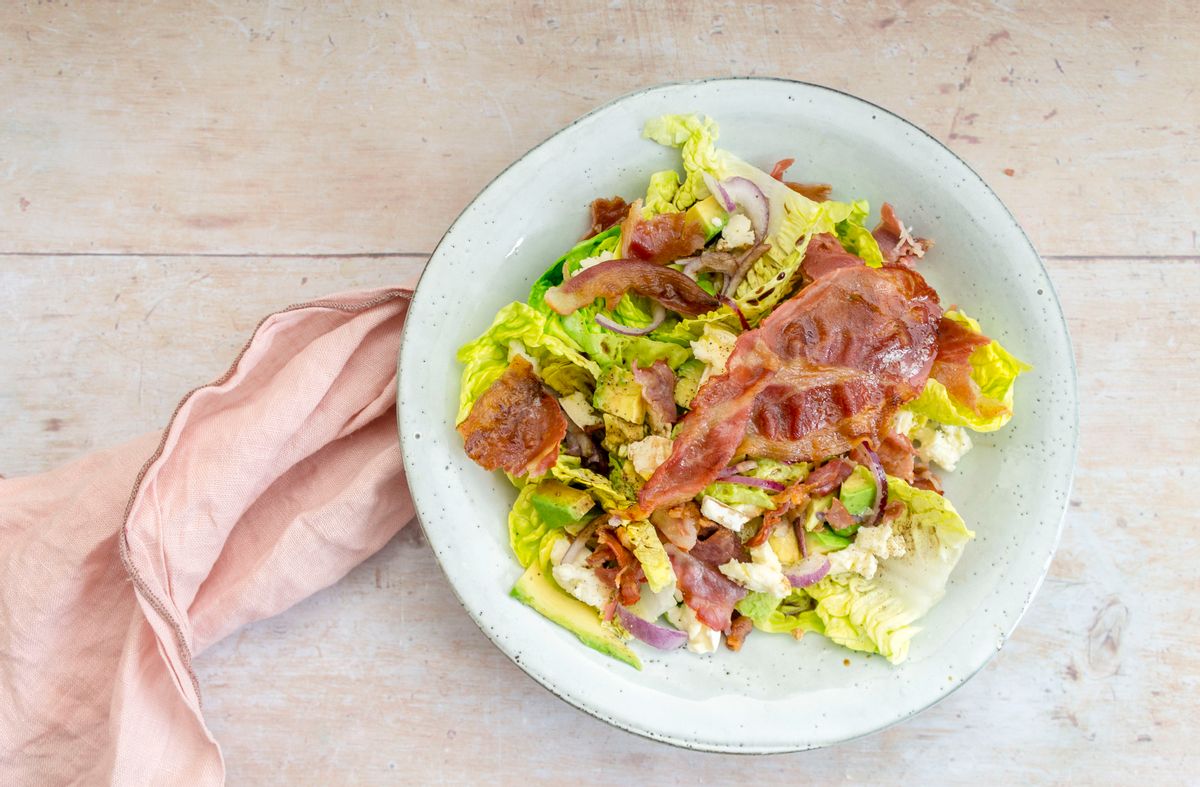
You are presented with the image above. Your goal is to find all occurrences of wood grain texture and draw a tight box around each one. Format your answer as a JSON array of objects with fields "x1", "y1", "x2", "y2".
[
  {"x1": 1, "y1": 1, "x2": 1197, "y2": 257},
  {"x1": 2, "y1": 0, "x2": 1198, "y2": 783}
]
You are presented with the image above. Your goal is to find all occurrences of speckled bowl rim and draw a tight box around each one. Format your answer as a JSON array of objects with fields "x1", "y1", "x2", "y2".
[{"x1": 397, "y1": 77, "x2": 1079, "y2": 753}]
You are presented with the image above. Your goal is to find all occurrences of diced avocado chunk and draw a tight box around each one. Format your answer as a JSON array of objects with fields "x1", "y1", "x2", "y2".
[
  {"x1": 530, "y1": 479, "x2": 595, "y2": 528},
  {"x1": 510, "y1": 562, "x2": 641, "y2": 669},
  {"x1": 808, "y1": 528, "x2": 852, "y2": 553},
  {"x1": 839, "y1": 465, "x2": 877, "y2": 517},
  {"x1": 768, "y1": 522, "x2": 802, "y2": 565},
  {"x1": 803, "y1": 494, "x2": 834, "y2": 532},
  {"x1": 684, "y1": 195, "x2": 729, "y2": 241},
  {"x1": 673, "y1": 358, "x2": 706, "y2": 408},
  {"x1": 601, "y1": 413, "x2": 646, "y2": 455},
  {"x1": 593, "y1": 366, "x2": 645, "y2": 424}
]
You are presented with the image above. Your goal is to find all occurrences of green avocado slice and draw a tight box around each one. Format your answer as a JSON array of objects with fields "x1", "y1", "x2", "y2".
[{"x1": 510, "y1": 562, "x2": 641, "y2": 669}]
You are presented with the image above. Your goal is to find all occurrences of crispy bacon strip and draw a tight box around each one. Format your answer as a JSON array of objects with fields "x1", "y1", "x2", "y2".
[
  {"x1": 873, "y1": 203, "x2": 931, "y2": 265},
  {"x1": 632, "y1": 360, "x2": 678, "y2": 431},
  {"x1": 637, "y1": 265, "x2": 941, "y2": 514},
  {"x1": 543, "y1": 258, "x2": 720, "y2": 317},
  {"x1": 929, "y1": 315, "x2": 994, "y2": 415},
  {"x1": 457, "y1": 356, "x2": 566, "y2": 476},
  {"x1": 585, "y1": 196, "x2": 629, "y2": 239},
  {"x1": 688, "y1": 526, "x2": 746, "y2": 565},
  {"x1": 725, "y1": 614, "x2": 754, "y2": 651},
  {"x1": 667, "y1": 545, "x2": 747, "y2": 631}
]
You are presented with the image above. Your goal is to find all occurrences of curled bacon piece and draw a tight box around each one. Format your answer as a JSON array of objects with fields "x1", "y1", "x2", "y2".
[
  {"x1": 929, "y1": 315, "x2": 994, "y2": 416},
  {"x1": 543, "y1": 258, "x2": 720, "y2": 317},
  {"x1": 823, "y1": 498, "x2": 856, "y2": 530},
  {"x1": 632, "y1": 360, "x2": 678, "y2": 431},
  {"x1": 457, "y1": 356, "x2": 566, "y2": 476},
  {"x1": 637, "y1": 264, "x2": 941, "y2": 515},
  {"x1": 619, "y1": 199, "x2": 708, "y2": 264},
  {"x1": 688, "y1": 526, "x2": 747, "y2": 565},
  {"x1": 873, "y1": 203, "x2": 931, "y2": 265},
  {"x1": 725, "y1": 614, "x2": 754, "y2": 651},
  {"x1": 769, "y1": 157, "x2": 832, "y2": 202},
  {"x1": 585, "y1": 196, "x2": 629, "y2": 239},
  {"x1": 589, "y1": 527, "x2": 643, "y2": 606},
  {"x1": 876, "y1": 431, "x2": 917, "y2": 483},
  {"x1": 667, "y1": 545, "x2": 747, "y2": 631}
]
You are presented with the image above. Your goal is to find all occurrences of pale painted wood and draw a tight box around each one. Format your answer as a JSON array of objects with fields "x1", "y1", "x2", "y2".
[
  {"x1": 0, "y1": 1, "x2": 1196, "y2": 258},
  {"x1": 1, "y1": 0, "x2": 1197, "y2": 783}
]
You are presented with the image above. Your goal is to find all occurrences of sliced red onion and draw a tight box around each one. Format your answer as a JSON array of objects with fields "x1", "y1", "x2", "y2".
[
  {"x1": 724, "y1": 474, "x2": 785, "y2": 492},
  {"x1": 616, "y1": 605, "x2": 687, "y2": 650},
  {"x1": 722, "y1": 177, "x2": 769, "y2": 242},
  {"x1": 858, "y1": 442, "x2": 889, "y2": 526},
  {"x1": 717, "y1": 295, "x2": 751, "y2": 330},
  {"x1": 786, "y1": 556, "x2": 831, "y2": 588},
  {"x1": 594, "y1": 303, "x2": 666, "y2": 336},
  {"x1": 717, "y1": 460, "x2": 758, "y2": 479},
  {"x1": 722, "y1": 243, "x2": 770, "y2": 298},
  {"x1": 796, "y1": 521, "x2": 809, "y2": 558},
  {"x1": 702, "y1": 172, "x2": 735, "y2": 212}
]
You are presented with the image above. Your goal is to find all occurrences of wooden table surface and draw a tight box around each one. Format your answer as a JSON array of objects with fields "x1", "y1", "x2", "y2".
[{"x1": 3, "y1": 2, "x2": 1197, "y2": 783}]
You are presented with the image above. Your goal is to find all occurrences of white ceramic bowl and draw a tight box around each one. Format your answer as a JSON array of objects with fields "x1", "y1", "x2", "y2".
[{"x1": 398, "y1": 78, "x2": 1077, "y2": 752}]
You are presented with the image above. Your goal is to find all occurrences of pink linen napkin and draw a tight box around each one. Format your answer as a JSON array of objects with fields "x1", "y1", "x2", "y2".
[{"x1": 0, "y1": 286, "x2": 416, "y2": 784}]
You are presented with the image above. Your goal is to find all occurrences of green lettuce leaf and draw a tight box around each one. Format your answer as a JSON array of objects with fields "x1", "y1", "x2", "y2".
[
  {"x1": 805, "y1": 476, "x2": 975, "y2": 664},
  {"x1": 455, "y1": 301, "x2": 598, "y2": 423},
  {"x1": 549, "y1": 454, "x2": 632, "y2": 510},
  {"x1": 624, "y1": 520, "x2": 676, "y2": 592},
  {"x1": 702, "y1": 482, "x2": 774, "y2": 510},
  {"x1": 736, "y1": 590, "x2": 824, "y2": 635},
  {"x1": 508, "y1": 483, "x2": 566, "y2": 570},
  {"x1": 642, "y1": 114, "x2": 726, "y2": 210},
  {"x1": 905, "y1": 309, "x2": 1032, "y2": 432},
  {"x1": 644, "y1": 170, "x2": 682, "y2": 216},
  {"x1": 834, "y1": 199, "x2": 884, "y2": 267}
]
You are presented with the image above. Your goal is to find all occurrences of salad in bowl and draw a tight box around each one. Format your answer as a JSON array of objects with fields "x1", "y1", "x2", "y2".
[{"x1": 452, "y1": 114, "x2": 1029, "y2": 669}]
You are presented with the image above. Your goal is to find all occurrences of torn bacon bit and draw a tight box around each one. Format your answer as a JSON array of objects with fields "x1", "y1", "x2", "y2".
[
  {"x1": 912, "y1": 457, "x2": 944, "y2": 495},
  {"x1": 823, "y1": 498, "x2": 857, "y2": 531},
  {"x1": 632, "y1": 360, "x2": 678, "y2": 431},
  {"x1": 930, "y1": 315, "x2": 994, "y2": 416},
  {"x1": 457, "y1": 355, "x2": 566, "y2": 476},
  {"x1": 725, "y1": 614, "x2": 754, "y2": 651},
  {"x1": 590, "y1": 527, "x2": 643, "y2": 606},
  {"x1": 650, "y1": 502, "x2": 704, "y2": 551},
  {"x1": 585, "y1": 196, "x2": 630, "y2": 239},
  {"x1": 768, "y1": 157, "x2": 832, "y2": 201},
  {"x1": 667, "y1": 545, "x2": 747, "y2": 631},
  {"x1": 876, "y1": 431, "x2": 917, "y2": 483},
  {"x1": 873, "y1": 202, "x2": 931, "y2": 265},
  {"x1": 620, "y1": 199, "x2": 707, "y2": 265},
  {"x1": 543, "y1": 258, "x2": 719, "y2": 317},
  {"x1": 688, "y1": 526, "x2": 747, "y2": 565}
]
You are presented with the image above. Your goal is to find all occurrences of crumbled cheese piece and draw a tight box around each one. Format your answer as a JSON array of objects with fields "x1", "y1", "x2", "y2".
[
  {"x1": 716, "y1": 212, "x2": 755, "y2": 251},
  {"x1": 578, "y1": 249, "x2": 616, "y2": 271},
  {"x1": 691, "y1": 324, "x2": 739, "y2": 384},
  {"x1": 559, "y1": 391, "x2": 601, "y2": 429},
  {"x1": 551, "y1": 563, "x2": 610, "y2": 609},
  {"x1": 828, "y1": 522, "x2": 908, "y2": 580},
  {"x1": 719, "y1": 542, "x2": 792, "y2": 598},
  {"x1": 665, "y1": 603, "x2": 720, "y2": 654},
  {"x1": 892, "y1": 408, "x2": 919, "y2": 437},
  {"x1": 700, "y1": 495, "x2": 760, "y2": 532},
  {"x1": 627, "y1": 435, "x2": 674, "y2": 479},
  {"x1": 912, "y1": 421, "x2": 973, "y2": 472},
  {"x1": 549, "y1": 536, "x2": 570, "y2": 566}
]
